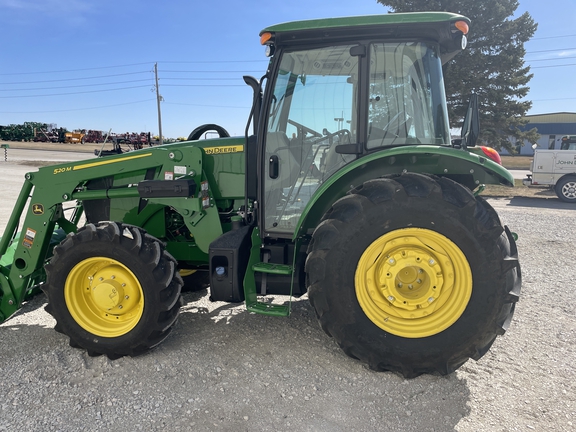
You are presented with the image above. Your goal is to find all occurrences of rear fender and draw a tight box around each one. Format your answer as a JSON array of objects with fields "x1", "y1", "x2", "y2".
[{"x1": 293, "y1": 145, "x2": 514, "y2": 239}]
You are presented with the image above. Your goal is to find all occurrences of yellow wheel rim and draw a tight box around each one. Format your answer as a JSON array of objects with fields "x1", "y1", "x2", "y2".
[
  {"x1": 65, "y1": 257, "x2": 144, "y2": 337},
  {"x1": 355, "y1": 228, "x2": 472, "y2": 338}
]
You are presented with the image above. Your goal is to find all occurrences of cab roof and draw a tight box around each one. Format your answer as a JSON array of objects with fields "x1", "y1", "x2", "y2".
[{"x1": 260, "y1": 12, "x2": 471, "y2": 64}]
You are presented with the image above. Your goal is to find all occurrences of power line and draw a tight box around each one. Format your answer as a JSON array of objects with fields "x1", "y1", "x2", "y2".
[
  {"x1": 531, "y1": 34, "x2": 576, "y2": 40},
  {"x1": 0, "y1": 60, "x2": 267, "y2": 77},
  {"x1": 531, "y1": 63, "x2": 576, "y2": 69},
  {"x1": 527, "y1": 56, "x2": 576, "y2": 62},
  {"x1": 0, "y1": 99, "x2": 156, "y2": 114},
  {"x1": 164, "y1": 101, "x2": 250, "y2": 109},
  {"x1": 0, "y1": 85, "x2": 151, "y2": 99},
  {"x1": 0, "y1": 71, "x2": 150, "y2": 85},
  {"x1": 162, "y1": 84, "x2": 245, "y2": 87},
  {"x1": 529, "y1": 97, "x2": 576, "y2": 102},
  {"x1": 161, "y1": 70, "x2": 263, "y2": 73},
  {"x1": 161, "y1": 77, "x2": 247, "y2": 81},
  {"x1": 158, "y1": 60, "x2": 267, "y2": 64},
  {"x1": 0, "y1": 62, "x2": 153, "y2": 76},
  {"x1": 526, "y1": 47, "x2": 576, "y2": 54},
  {"x1": 0, "y1": 79, "x2": 151, "y2": 92}
]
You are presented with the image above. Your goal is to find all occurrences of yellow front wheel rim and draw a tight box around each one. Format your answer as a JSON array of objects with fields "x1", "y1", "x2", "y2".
[
  {"x1": 355, "y1": 228, "x2": 472, "y2": 338},
  {"x1": 65, "y1": 257, "x2": 144, "y2": 337}
]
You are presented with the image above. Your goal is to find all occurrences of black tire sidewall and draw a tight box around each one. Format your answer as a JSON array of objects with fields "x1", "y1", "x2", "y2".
[
  {"x1": 47, "y1": 231, "x2": 171, "y2": 353},
  {"x1": 309, "y1": 185, "x2": 507, "y2": 367}
]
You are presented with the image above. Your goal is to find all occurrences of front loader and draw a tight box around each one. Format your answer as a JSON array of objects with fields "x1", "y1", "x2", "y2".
[{"x1": 0, "y1": 12, "x2": 521, "y2": 377}]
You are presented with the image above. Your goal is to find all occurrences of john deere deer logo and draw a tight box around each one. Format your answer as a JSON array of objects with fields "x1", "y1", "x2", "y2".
[{"x1": 32, "y1": 204, "x2": 44, "y2": 215}]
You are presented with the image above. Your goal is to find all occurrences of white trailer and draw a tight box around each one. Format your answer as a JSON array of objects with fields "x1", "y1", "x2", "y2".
[{"x1": 523, "y1": 136, "x2": 576, "y2": 202}]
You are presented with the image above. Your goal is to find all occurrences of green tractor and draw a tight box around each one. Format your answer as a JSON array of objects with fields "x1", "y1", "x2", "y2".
[{"x1": 0, "y1": 12, "x2": 520, "y2": 377}]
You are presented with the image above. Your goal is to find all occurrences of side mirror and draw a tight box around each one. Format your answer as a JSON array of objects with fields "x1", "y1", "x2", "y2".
[
  {"x1": 243, "y1": 75, "x2": 262, "y2": 136},
  {"x1": 461, "y1": 93, "x2": 480, "y2": 149}
]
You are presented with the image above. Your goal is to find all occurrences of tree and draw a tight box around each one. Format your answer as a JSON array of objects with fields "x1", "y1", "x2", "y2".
[{"x1": 377, "y1": 0, "x2": 539, "y2": 152}]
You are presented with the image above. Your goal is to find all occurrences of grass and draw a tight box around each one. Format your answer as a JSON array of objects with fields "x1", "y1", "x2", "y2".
[
  {"x1": 500, "y1": 155, "x2": 532, "y2": 170},
  {"x1": 480, "y1": 179, "x2": 555, "y2": 199}
]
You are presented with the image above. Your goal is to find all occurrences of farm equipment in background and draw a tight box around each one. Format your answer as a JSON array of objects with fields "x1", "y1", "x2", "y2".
[
  {"x1": 0, "y1": 12, "x2": 521, "y2": 378},
  {"x1": 0, "y1": 124, "x2": 152, "y2": 146},
  {"x1": 84, "y1": 130, "x2": 104, "y2": 143},
  {"x1": 0, "y1": 123, "x2": 66, "y2": 143},
  {"x1": 34, "y1": 127, "x2": 61, "y2": 143},
  {"x1": 0, "y1": 122, "x2": 38, "y2": 142},
  {"x1": 64, "y1": 131, "x2": 85, "y2": 144}
]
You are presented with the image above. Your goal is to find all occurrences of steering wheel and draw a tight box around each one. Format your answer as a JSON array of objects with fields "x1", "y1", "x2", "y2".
[
  {"x1": 187, "y1": 124, "x2": 230, "y2": 141},
  {"x1": 313, "y1": 128, "x2": 353, "y2": 146},
  {"x1": 287, "y1": 119, "x2": 323, "y2": 138}
]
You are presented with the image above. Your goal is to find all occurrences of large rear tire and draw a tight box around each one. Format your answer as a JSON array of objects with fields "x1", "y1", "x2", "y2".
[
  {"x1": 306, "y1": 173, "x2": 521, "y2": 378},
  {"x1": 43, "y1": 222, "x2": 183, "y2": 359}
]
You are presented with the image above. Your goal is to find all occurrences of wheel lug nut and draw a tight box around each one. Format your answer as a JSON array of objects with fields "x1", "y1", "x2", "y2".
[
  {"x1": 118, "y1": 305, "x2": 123, "y2": 309},
  {"x1": 110, "y1": 275, "x2": 115, "y2": 280},
  {"x1": 99, "y1": 277, "x2": 103, "y2": 281},
  {"x1": 416, "y1": 279, "x2": 422, "y2": 284},
  {"x1": 397, "y1": 283, "x2": 403, "y2": 288},
  {"x1": 388, "y1": 258, "x2": 395, "y2": 265},
  {"x1": 387, "y1": 296, "x2": 395, "y2": 302},
  {"x1": 408, "y1": 284, "x2": 413, "y2": 290}
]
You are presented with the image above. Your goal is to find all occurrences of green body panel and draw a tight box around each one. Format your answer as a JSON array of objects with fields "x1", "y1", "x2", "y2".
[
  {"x1": 261, "y1": 12, "x2": 468, "y2": 34},
  {"x1": 293, "y1": 146, "x2": 513, "y2": 239}
]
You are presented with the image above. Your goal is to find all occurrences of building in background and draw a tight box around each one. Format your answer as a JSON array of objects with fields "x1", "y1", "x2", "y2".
[{"x1": 502, "y1": 112, "x2": 576, "y2": 155}]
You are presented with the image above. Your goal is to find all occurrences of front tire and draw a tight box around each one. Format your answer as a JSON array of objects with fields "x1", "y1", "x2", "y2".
[
  {"x1": 555, "y1": 176, "x2": 576, "y2": 203},
  {"x1": 306, "y1": 173, "x2": 521, "y2": 378},
  {"x1": 43, "y1": 222, "x2": 183, "y2": 358}
]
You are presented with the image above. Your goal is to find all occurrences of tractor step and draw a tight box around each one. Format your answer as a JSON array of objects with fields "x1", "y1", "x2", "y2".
[
  {"x1": 243, "y1": 228, "x2": 294, "y2": 317},
  {"x1": 246, "y1": 301, "x2": 290, "y2": 316},
  {"x1": 252, "y1": 262, "x2": 293, "y2": 275},
  {"x1": 246, "y1": 262, "x2": 293, "y2": 316}
]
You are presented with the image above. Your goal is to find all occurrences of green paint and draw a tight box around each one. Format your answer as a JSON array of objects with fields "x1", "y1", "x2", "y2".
[{"x1": 261, "y1": 12, "x2": 468, "y2": 35}]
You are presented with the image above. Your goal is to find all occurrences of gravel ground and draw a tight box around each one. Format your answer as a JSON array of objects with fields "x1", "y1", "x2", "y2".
[{"x1": 0, "y1": 152, "x2": 575, "y2": 431}]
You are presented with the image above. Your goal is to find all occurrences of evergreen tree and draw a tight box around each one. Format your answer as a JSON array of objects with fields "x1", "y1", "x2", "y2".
[{"x1": 377, "y1": 0, "x2": 539, "y2": 152}]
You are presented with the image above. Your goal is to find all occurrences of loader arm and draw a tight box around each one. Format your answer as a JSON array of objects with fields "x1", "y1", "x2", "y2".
[{"x1": 0, "y1": 146, "x2": 222, "y2": 322}]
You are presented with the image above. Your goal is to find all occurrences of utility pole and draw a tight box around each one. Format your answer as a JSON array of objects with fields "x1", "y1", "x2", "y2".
[{"x1": 154, "y1": 63, "x2": 163, "y2": 146}]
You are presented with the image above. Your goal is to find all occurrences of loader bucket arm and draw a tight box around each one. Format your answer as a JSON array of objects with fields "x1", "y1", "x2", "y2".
[{"x1": 0, "y1": 145, "x2": 219, "y2": 323}]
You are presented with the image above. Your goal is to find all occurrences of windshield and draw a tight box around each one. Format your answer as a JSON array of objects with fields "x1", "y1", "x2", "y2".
[{"x1": 263, "y1": 42, "x2": 449, "y2": 234}]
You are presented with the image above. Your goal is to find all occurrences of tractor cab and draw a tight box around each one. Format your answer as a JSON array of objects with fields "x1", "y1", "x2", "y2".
[
  {"x1": 251, "y1": 13, "x2": 469, "y2": 237},
  {"x1": 260, "y1": 41, "x2": 451, "y2": 235}
]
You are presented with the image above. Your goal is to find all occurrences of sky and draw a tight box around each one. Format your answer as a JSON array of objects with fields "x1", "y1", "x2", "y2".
[{"x1": 0, "y1": 0, "x2": 575, "y2": 139}]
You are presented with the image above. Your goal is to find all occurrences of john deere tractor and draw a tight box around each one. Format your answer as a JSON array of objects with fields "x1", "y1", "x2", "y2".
[{"x1": 0, "y1": 12, "x2": 521, "y2": 377}]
